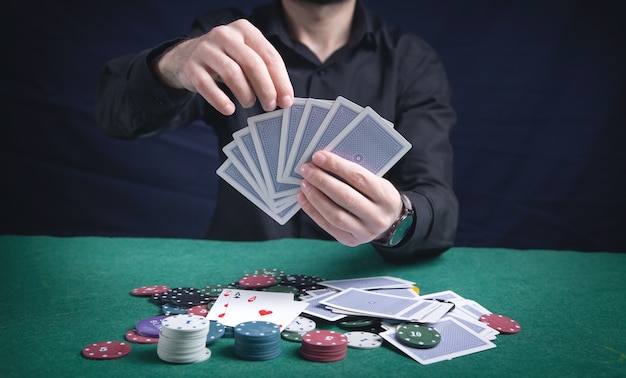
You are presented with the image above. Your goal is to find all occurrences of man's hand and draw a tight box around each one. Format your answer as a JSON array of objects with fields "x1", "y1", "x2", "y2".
[
  {"x1": 155, "y1": 19, "x2": 294, "y2": 115},
  {"x1": 297, "y1": 150, "x2": 403, "y2": 246}
]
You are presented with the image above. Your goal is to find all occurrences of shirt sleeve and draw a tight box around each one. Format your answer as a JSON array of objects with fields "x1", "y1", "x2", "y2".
[
  {"x1": 94, "y1": 8, "x2": 245, "y2": 140},
  {"x1": 373, "y1": 34, "x2": 459, "y2": 262}
]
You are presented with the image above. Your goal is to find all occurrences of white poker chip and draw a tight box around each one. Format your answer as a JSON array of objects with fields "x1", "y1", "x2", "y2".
[
  {"x1": 157, "y1": 315, "x2": 211, "y2": 364},
  {"x1": 344, "y1": 331, "x2": 383, "y2": 349},
  {"x1": 285, "y1": 316, "x2": 316, "y2": 335}
]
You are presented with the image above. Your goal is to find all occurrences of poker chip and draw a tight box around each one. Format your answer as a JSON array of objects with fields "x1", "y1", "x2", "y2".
[
  {"x1": 167, "y1": 288, "x2": 212, "y2": 307},
  {"x1": 82, "y1": 341, "x2": 131, "y2": 360},
  {"x1": 187, "y1": 304, "x2": 210, "y2": 317},
  {"x1": 135, "y1": 315, "x2": 169, "y2": 338},
  {"x1": 479, "y1": 313, "x2": 521, "y2": 334},
  {"x1": 199, "y1": 284, "x2": 233, "y2": 299},
  {"x1": 396, "y1": 324, "x2": 441, "y2": 349},
  {"x1": 233, "y1": 321, "x2": 282, "y2": 361},
  {"x1": 125, "y1": 329, "x2": 158, "y2": 344},
  {"x1": 285, "y1": 316, "x2": 316, "y2": 335},
  {"x1": 131, "y1": 285, "x2": 170, "y2": 296},
  {"x1": 300, "y1": 330, "x2": 348, "y2": 362},
  {"x1": 162, "y1": 303, "x2": 189, "y2": 315},
  {"x1": 281, "y1": 330, "x2": 303, "y2": 342},
  {"x1": 157, "y1": 314, "x2": 211, "y2": 364},
  {"x1": 246, "y1": 268, "x2": 286, "y2": 278},
  {"x1": 344, "y1": 331, "x2": 383, "y2": 349},
  {"x1": 338, "y1": 317, "x2": 377, "y2": 330},
  {"x1": 280, "y1": 274, "x2": 324, "y2": 290},
  {"x1": 238, "y1": 274, "x2": 276, "y2": 289},
  {"x1": 206, "y1": 321, "x2": 226, "y2": 344}
]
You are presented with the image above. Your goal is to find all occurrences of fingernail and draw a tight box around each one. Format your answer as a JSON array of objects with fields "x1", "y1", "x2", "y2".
[
  {"x1": 300, "y1": 180, "x2": 311, "y2": 193},
  {"x1": 312, "y1": 151, "x2": 326, "y2": 165},
  {"x1": 300, "y1": 163, "x2": 311, "y2": 178},
  {"x1": 279, "y1": 95, "x2": 293, "y2": 108},
  {"x1": 223, "y1": 102, "x2": 236, "y2": 115},
  {"x1": 264, "y1": 99, "x2": 277, "y2": 112}
]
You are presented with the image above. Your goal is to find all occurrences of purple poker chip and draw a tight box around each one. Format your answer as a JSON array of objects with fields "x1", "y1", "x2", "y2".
[{"x1": 135, "y1": 315, "x2": 168, "y2": 338}]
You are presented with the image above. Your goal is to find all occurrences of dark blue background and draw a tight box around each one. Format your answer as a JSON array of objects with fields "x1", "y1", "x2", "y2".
[{"x1": 3, "y1": 1, "x2": 625, "y2": 252}]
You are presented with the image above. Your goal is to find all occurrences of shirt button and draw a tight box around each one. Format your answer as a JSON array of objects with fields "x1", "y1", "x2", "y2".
[{"x1": 318, "y1": 69, "x2": 326, "y2": 76}]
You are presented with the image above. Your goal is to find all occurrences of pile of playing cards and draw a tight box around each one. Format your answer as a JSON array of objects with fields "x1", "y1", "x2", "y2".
[
  {"x1": 217, "y1": 96, "x2": 412, "y2": 224},
  {"x1": 299, "y1": 276, "x2": 519, "y2": 365}
]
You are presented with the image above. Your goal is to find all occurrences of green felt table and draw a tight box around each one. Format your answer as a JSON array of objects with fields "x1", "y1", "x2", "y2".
[{"x1": 1, "y1": 235, "x2": 625, "y2": 377}]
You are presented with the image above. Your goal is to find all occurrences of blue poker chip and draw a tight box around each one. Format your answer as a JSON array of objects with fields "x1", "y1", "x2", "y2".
[
  {"x1": 206, "y1": 321, "x2": 226, "y2": 344},
  {"x1": 233, "y1": 321, "x2": 281, "y2": 361},
  {"x1": 161, "y1": 303, "x2": 189, "y2": 315}
]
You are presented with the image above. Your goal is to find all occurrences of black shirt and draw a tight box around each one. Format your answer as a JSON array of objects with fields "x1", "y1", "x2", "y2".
[{"x1": 96, "y1": 1, "x2": 458, "y2": 262}]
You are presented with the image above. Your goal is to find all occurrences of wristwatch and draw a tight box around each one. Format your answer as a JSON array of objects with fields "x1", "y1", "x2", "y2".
[{"x1": 373, "y1": 194, "x2": 415, "y2": 247}]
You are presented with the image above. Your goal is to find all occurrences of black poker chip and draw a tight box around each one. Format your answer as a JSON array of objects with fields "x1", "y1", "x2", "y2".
[
  {"x1": 151, "y1": 287, "x2": 210, "y2": 307},
  {"x1": 280, "y1": 274, "x2": 324, "y2": 290}
]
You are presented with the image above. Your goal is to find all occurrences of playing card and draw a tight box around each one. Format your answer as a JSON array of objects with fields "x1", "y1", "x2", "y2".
[
  {"x1": 223, "y1": 141, "x2": 294, "y2": 212},
  {"x1": 207, "y1": 289, "x2": 309, "y2": 330},
  {"x1": 294, "y1": 96, "x2": 363, "y2": 173},
  {"x1": 320, "y1": 288, "x2": 438, "y2": 321},
  {"x1": 281, "y1": 98, "x2": 333, "y2": 184},
  {"x1": 232, "y1": 127, "x2": 269, "y2": 198},
  {"x1": 300, "y1": 290, "x2": 348, "y2": 322},
  {"x1": 447, "y1": 311, "x2": 499, "y2": 340},
  {"x1": 248, "y1": 110, "x2": 301, "y2": 200},
  {"x1": 277, "y1": 98, "x2": 307, "y2": 182},
  {"x1": 325, "y1": 106, "x2": 411, "y2": 176},
  {"x1": 320, "y1": 276, "x2": 415, "y2": 291},
  {"x1": 452, "y1": 299, "x2": 492, "y2": 320},
  {"x1": 419, "y1": 290, "x2": 466, "y2": 302},
  {"x1": 216, "y1": 159, "x2": 300, "y2": 225},
  {"x1": 415, "y1": 301, "x2": 456, "y2": 324},
  {"x1": 379, "y1": 317, "x2": 496, "y2": 365}
]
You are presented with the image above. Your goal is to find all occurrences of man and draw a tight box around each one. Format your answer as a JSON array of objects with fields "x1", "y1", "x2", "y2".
[{"x1": 96, "y1": 0, "x2": 458, "y2": 262}]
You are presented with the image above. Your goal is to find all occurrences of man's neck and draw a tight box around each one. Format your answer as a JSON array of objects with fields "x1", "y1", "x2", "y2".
[{"x1": 281, "y1": 0, "x2": 356, "y2": 63}]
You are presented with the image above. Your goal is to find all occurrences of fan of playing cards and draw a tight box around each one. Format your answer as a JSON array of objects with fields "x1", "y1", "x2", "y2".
[{"x1": 217, "y1": 96, "x2": 412, "y2": 224}]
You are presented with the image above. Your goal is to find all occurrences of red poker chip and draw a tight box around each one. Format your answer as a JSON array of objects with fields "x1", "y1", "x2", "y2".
[
  {"x1": 479, "y1": 313, "x2": 521, "y2": 334},
  {"x1": 130, "y1": 285, "x2": 170, "y2": 296},
  {"x1": 238, "y1": 274, "x2": 276, "y2": 288},
  {"x1": 125, "y1": 329, "x2": 159, "y2": 344},
  {"x1": 187, "y1": 305, "x2": 209, "y2": 317},
  {"x1": 300, "y1": 330, "x2": 347, "y2": 362},
  {"x1": 82, "y1": 341, "x2": 131, "y2": 360}
]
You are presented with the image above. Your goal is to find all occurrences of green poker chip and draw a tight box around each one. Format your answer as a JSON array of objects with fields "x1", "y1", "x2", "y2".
[
  {"x1": 281, "y1": 330, "x2": 303, "y2": 342},
  {"x1": 338, "y1": 317, "x2": 376, "y2": 330},
  {"x1": 246, "y1": 268, "x2": 286, "y2": 278},
  {"x1": 199, "y1": 284, "x2": 233, "y2": 298},
  {"x1": 396, "y1": 324, "x2": 441, "y2": 349}
]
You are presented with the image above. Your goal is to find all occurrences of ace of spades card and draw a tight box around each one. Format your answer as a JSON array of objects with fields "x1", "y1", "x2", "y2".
[{"x1": 207, "y1": 289, "x2": 309, "y2": 330}]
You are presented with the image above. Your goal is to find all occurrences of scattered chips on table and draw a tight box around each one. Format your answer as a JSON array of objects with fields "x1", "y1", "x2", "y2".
[{"x1": 86, "y1": 268, "x2": 520, "y2": 366}]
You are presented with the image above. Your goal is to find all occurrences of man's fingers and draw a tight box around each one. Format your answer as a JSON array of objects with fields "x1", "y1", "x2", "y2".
[{"x1": 238, "y1": 20, "x2": 294, "y2": 109}]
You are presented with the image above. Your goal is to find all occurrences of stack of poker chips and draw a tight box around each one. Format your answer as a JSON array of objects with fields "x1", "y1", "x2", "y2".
[
  {"x1": 233, "y1": 321, "x2": 281, "y2": 361},
  {"x1": 299, "y1": 330, "x2": 348, "y2": 362},
  {"x1": 157, "y1": 314, "x2": 211, "y2": 364}
]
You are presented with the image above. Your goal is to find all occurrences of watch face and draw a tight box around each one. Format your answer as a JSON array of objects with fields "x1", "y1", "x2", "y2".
[{"x1": 390, "y1": 214, "x2": 413, "y2": 246}]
